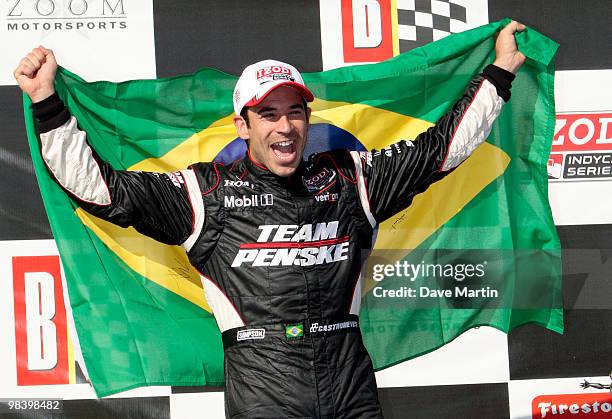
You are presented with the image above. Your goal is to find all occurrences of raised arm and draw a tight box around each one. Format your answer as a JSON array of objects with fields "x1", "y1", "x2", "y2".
[
  {"x1": 15, "y1": 47, "x2": 202, "y2": 249},
  {"x1": 350, "y1": 21, "x2": 526, "y2": 225}
]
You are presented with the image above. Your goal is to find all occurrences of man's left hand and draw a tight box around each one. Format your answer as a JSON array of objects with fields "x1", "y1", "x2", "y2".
[{"x1": 493, "y1": 20, "x2": 526, "y2": 74}]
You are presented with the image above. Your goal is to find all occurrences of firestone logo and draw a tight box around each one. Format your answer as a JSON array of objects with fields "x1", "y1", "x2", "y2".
[
  {"x1": 532, "y1": 393, "x2": 612, "y2": 418},
  {"x1": 6, "y1": 0, "x2": 128, "y2": 32}
]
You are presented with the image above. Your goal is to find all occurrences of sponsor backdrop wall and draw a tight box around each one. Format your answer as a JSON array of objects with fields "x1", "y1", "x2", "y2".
[{"x1": 0, "y1": 1, "x2": 610, "y2": 418}]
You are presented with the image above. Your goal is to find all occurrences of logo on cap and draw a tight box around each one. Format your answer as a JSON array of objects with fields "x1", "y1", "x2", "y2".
[
  {"x1": 233, "y1": 59, "x2": 313, "y2": 116},
  {"x1": 256, "y1": 65, "x2": 295, "y2": 86}
]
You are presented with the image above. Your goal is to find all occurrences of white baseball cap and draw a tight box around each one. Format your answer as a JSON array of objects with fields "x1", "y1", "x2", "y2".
[{"x1": 233, "y1": 59, "x2": 314, "y2": 116}]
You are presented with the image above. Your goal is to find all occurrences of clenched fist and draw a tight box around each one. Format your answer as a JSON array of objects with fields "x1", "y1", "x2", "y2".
[
  {"x1": 493, "y1": 21, "x2": 527, "y2": 75},
  {"x1": 14, "y1": 46, "x2": 57, "y2": 103}
]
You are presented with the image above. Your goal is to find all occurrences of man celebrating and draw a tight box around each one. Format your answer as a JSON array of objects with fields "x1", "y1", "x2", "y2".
[{"x1": 15, "y1": 21, "x2": 525, "y2": 419}]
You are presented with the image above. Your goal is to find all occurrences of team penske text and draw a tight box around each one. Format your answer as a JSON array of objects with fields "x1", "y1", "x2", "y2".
[{"x1": 231, "y1": 221, "x2": 350, "y2": 267}]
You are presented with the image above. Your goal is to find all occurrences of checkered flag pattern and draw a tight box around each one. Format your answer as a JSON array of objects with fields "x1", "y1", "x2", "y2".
[{"x1": 397, "y1": 0, "x2": 468, "y2": 51}]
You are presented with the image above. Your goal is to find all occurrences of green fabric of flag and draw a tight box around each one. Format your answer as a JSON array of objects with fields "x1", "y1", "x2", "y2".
[{"x1": 23, "y1": 18, "x2": 562, "y2": 397}]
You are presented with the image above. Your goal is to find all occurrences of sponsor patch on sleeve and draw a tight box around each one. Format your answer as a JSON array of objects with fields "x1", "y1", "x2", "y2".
[
  {"x1": 236, "y1": 328, "x2": 266, "y2": 341},
  {"x1": 166, "y1": 171, "x2": 185, "y2": 188}
]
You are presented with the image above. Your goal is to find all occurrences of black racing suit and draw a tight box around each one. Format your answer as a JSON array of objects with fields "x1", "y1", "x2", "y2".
[{"x1": 33, "y1": 65, "x2": 513, "y2": 419}]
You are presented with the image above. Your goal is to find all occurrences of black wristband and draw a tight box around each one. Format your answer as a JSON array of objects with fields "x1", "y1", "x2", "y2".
[
  {"x1": 31, "y1": 92, "x2": 70, "y2": 132},
  {"x1": 482, "y1": 64, "x2": 515, "y2": 102}
]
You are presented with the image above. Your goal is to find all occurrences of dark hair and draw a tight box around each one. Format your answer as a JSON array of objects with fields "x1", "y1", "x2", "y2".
[
  {"x1": 240, "y1": 106, "x2": 251, "y2": 128},
  {"x1": 239, "y1": 97, "x2": 308, "y2": 128}
]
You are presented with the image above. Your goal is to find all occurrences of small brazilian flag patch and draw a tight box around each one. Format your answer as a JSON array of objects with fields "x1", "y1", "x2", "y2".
[{"x1": 285, "y1": 323, "x2": 304, "y2": 339}]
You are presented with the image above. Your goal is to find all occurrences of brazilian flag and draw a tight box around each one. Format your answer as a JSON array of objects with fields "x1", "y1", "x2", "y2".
[{"x1": 23, "y1": 19, "x2": 562, "y2": 397}]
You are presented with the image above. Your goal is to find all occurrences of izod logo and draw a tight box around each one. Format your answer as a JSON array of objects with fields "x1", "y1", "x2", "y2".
[
  {"x1": 553, "y1": 113, "x2": 612, "y2": 152},
  {"x1": 303, "y1": 167, "x2": 336, "y2": 192},
  {"x1": 549, "y1": 112, "x2": 612, "y2": 181},
  {"x1": 256, "y1": 65, "x2": 292, "y2": 80}
]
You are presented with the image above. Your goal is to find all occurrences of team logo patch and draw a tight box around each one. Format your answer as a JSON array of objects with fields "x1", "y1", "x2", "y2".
[
  {"x1": 285, "y1": 323, "x2": 304, "y2": 339},
  {"x1": 236, "y1": 328, "x2": 266, "y2": 341},
  {"x1": 303, "y1": 168, "x2": 336, "y2": 193},
  {"x1": 231, "y1": 221, "x2": 350, "y2": 268}
]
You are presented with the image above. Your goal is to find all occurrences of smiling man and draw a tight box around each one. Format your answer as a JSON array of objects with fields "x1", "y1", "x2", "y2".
[
  {"x1": 16, "y1": 21, "x2": 525, "y2": 419},
  {"x1": 233, "y1": 60, "x2": 313, "y2": 177}
]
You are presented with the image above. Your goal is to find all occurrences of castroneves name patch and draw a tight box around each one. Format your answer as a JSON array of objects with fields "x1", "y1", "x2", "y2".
[
  {"x1": 309, "y1": 320, "x2": 358, "y2": 334},
  {"x1": 236, "y1": 328, "x2": 266, "y2": 341},
  {"x1": 231, "y1": 221, "x2": 350, "y2": 267}
]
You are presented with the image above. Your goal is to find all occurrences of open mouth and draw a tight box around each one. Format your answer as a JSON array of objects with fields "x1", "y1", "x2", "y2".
[{"x1": 270, "y1": 139, "x2": 297, "y2": 163}]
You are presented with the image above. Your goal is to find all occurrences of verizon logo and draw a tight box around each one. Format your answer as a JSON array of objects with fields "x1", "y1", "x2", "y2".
[
  {"x1": 315, "y1": 192, "x2": 339, "y2": 202},
  {"x1": 231, "y1": 221, "x2": 349, "y2": 267}
]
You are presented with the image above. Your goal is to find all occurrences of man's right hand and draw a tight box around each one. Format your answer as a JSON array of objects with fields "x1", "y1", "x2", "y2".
[{"x1": 14, "y1": 46, "x2": 58, "y2": 103}]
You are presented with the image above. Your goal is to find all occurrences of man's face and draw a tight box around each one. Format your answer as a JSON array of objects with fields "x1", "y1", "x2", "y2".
[{"x1": 234, "y1": 86, "x2": 311, "y2": 177}]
